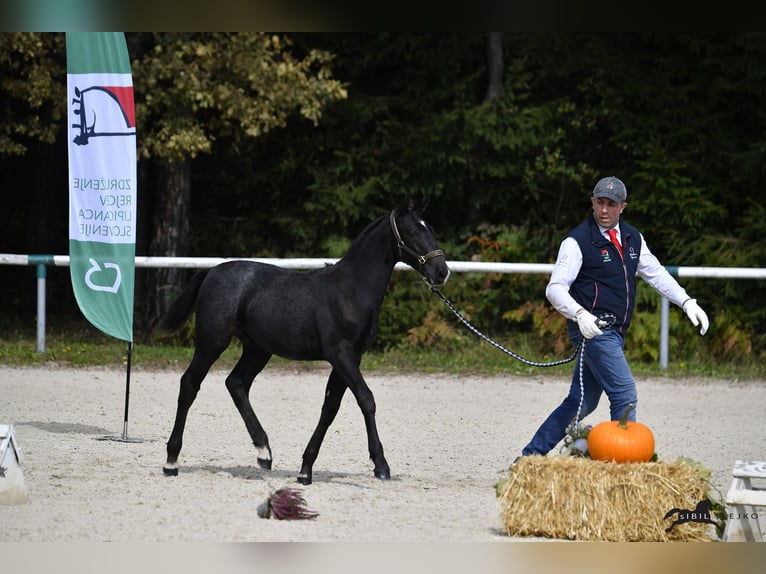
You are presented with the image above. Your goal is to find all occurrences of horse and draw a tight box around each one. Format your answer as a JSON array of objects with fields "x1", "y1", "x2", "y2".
[
  {"x1": 663, "y1": 498, "x2": 718, "y2": 532},
  {"x1": 157, "y1": 197, "x2": 450, "y2": 485}
]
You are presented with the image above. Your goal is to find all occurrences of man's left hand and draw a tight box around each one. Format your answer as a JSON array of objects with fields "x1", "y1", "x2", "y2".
[{"x1": 683, "y1": 299, "x2": 709, "y2": 335}]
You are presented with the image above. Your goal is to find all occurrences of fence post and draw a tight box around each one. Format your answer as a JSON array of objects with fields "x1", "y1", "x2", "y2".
[
  {"x1": 28, "y1": 255, "x2": 54, "y2": 354},
  {"x1": 36, "y1": 264, "x2": 46, "y2": 353},
  {"x1": 659, "y1": 296, "x2": 669, "y2": 369}
]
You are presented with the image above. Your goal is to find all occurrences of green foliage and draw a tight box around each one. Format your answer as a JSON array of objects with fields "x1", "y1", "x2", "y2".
[
  {"x1": 180, "y1": 34, "x2": 766, "y2": 362},
  {"x1": 405, "y1": 308, "x2": 462, "y2": 348},
  {"x1": 130, "y1": 33, "x2": 348, "y2": 161},
  {"x1": 375, "y1": 272, "x2": 448, "y2": 351},
  {"x1": 503, "y1": 301, "x2": 569, "y2": 357},
  {"x1": 378, "y1": 225, "x2": 562, "y2": 357},
  {"x1": 624, "y1": 286, "x2": 665, "y2": 363},
  {"x1": 3, "y1": 33, "x2": 766, "y2": 361},
  {"x1": 0, "y1": 33, "x2": 65, "y2": 155},
  {"x1": 707, "y1": 309, "x2": 754, "y2": 360}
]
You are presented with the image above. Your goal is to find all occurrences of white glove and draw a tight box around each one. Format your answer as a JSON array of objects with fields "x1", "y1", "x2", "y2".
[
  {"x1": 576, "y1": 309, "x2": 603, "y2": 339},
  {"x1": 683, "y1": 299, "x2": 709, "y2": 336}
]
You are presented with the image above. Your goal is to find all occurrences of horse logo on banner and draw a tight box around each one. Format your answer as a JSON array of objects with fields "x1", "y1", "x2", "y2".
[{"x1": 71, "y1": 85, "x2": 136, "y2": 146}]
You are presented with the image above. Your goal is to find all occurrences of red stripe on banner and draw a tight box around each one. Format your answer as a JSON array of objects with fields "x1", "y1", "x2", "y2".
[{"x1": 104, "y1": 86, "x2": 136, "y2": 127}]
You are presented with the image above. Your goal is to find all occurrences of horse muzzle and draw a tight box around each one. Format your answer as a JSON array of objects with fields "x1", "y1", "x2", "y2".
[{"x1": 423, "y1": 261, "x2": 451, "y2": 287}]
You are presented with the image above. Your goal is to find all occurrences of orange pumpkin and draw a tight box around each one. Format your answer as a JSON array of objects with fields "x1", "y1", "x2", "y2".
[{"x1": 587, "y1": 403, "x2": 655, "y2": 463}]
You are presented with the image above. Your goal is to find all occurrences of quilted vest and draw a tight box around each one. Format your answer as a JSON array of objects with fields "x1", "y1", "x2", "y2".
[{"x1": 567, "y1": 214, "x2": 641, "y2": 334}]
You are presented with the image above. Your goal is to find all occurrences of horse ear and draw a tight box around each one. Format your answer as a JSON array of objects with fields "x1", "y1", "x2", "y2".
[
  {"x1": 398, "y1": 195, "x2": 416, "y2": 213},
  {"x1": 397, "y1": 195, "x2": 430, "y2": 214}
]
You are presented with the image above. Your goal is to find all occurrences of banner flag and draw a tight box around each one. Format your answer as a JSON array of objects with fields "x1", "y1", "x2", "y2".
[{"x1": 66, "y1": 33, "x2": 136, "y2": 342}]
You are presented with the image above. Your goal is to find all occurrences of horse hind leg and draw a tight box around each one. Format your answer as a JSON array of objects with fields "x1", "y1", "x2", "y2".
[
  {"x1": 225, "y1": 344, "x2": 274, "y2": 471},
  {"x1": 164, "y1": 350, "x2": 219, "y2": 476}
]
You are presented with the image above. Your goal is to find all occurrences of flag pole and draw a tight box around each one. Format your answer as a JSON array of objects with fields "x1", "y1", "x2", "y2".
[{"x1": 121, "y1": 341, "x2": 133, "y2": 441}]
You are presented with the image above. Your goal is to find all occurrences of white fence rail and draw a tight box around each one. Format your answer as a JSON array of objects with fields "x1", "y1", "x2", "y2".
[{"x1": 3, "y1": 253, "x2": 766, "y2": 367}]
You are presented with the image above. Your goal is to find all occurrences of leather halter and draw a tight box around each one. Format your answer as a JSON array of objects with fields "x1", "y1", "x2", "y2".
[{"x1": 389, "y1": 209, "x2": 445, "y2": 266}]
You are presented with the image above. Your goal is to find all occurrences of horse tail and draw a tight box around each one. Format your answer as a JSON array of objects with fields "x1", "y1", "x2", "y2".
[{"x1": 157, "y1": 269, "x2": 210, "y2": 333}]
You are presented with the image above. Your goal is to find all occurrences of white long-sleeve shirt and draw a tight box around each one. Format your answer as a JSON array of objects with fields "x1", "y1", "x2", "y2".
[{"x1": 545, "y1": 225, "x2": 691, "y2": 321}]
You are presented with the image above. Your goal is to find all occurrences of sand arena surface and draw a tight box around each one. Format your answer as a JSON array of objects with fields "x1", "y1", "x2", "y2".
[{"x1": 0, "y1": 365, "x2": 764, "y2": 542}]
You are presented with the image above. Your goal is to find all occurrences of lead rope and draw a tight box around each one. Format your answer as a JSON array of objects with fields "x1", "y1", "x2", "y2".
[
  {"x1": 429, "y1": 286, "x2": 615, "y2": 431},
  {"x1": 575, "y1": 337, "x2": 587, "y2": 432},
  {"x1": 429, "y1": 286, "x2": 583, "y2": 367}
]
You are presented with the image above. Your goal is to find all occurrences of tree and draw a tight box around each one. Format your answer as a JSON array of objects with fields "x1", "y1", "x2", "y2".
[
  {"x1": 0, "y1": 33, "x2": 67, "y2": 257},
  {"x1": 125, "y1": 33, "x2": 347, "y2": 331},
  {"x1": 484, "y1": 32, "x2": 504, "y2": 102},
  {"x1": 0, "y1": 33, "x2": 64, "y2": 156}
]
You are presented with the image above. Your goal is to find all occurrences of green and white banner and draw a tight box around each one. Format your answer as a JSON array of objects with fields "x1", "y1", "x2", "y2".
[{"x1": 66, "y1": 33, "x2": 136, "y2": 342}]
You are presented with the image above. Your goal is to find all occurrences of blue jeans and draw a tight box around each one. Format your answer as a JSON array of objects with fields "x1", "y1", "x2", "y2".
[{"x1": 521, "y1": 323, "x2": 637, "y2": 456}]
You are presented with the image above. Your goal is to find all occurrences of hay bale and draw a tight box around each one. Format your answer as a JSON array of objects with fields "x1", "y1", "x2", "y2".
[{"x1": 498, "y1": 456, "x2": 717, "y2": 541}]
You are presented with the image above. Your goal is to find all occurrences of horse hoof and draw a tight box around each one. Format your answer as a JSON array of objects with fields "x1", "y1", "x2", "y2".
[
  {"x1": 296, "y1": 474, "x2": 312, "y2": 486},
  {"x1": 257, "y1": 457, "x2": 272, "y2": 471},
  {"x1": 163, "y1": 465, "x2": 179, "y2": 477},
  {"x1": 374, "y1": 469, "x2": 391, "y2": 480}
]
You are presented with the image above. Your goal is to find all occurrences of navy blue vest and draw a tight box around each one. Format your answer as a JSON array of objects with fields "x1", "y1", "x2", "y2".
[{"x1": 567, "y1": 215, "x2": 641, "y2": 334}]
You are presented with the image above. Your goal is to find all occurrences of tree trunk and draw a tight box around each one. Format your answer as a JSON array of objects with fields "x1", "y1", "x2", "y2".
[
  {"x1": 485, "y1": 32, "x2": 504, "y2": 102},
  {"x1": 138, "y1": 156, "x2": 192, "y2": 336}
]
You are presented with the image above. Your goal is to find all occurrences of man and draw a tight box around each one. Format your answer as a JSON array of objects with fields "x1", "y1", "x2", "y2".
[{"x1": 521, "y1": 176, "x2": 709, "y2": 457}]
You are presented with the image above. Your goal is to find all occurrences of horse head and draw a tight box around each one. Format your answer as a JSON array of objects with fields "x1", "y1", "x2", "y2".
[{"x1": 391, "y1": 196, "x2": 450, "y2": 287}]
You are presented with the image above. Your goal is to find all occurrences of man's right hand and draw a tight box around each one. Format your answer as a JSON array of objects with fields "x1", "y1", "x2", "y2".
[{"x1": 576, "y1": 309, "x2": 604, "y2": 339}]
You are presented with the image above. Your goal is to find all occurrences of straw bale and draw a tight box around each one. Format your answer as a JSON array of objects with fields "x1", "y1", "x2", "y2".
[{"x1": 498, "y1": 456, "x2": 718, "y2": 541}]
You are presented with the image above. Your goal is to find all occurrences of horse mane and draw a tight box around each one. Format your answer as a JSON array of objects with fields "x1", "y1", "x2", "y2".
[{"x1": 335, "y1": 212, "x2": 391, "y2": 264}]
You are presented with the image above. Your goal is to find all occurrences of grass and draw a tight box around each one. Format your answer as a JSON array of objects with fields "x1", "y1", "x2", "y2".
[{"x1": 1, "y1": 318, "x2": 764, "y2": 382}]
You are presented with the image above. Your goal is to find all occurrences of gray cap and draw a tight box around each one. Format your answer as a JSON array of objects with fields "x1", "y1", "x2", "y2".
[{"x1": 592, "y1": 176, "x2": 627, "y2": 203}]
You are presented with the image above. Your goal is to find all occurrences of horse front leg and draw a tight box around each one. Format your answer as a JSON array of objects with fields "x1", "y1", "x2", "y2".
[
  {"x1": 359, "y1": 384, "x2": 391, "y2": 481},
  {"x1": 349, "y1": 367, "x2": 390, "y2": 481},
  {"x1": 299, "y1": 360, "x2": 390, "y2": 485},
  {"x1": 298, "y1": 369, "x2": 347, "y2": 485}
]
